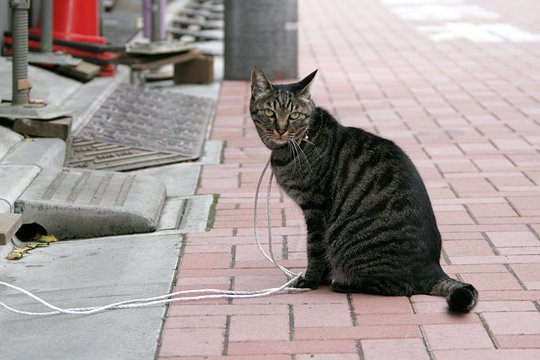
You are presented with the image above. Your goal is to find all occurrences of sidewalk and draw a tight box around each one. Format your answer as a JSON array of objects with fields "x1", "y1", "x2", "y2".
[{"x1": 158, "y1": 0, "x2": 540, "y2": 359}]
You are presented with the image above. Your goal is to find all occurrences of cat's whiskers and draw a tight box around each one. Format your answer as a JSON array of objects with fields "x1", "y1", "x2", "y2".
[
  {"x1": 290, "y1": 137, "x2": 313, "y2": 174},
  {"x1": 301, "y1": 138, "x2": 321, "y2": 157},
  {"x1": 286, "y1": 140, "x2": 299, "y2": 173}
]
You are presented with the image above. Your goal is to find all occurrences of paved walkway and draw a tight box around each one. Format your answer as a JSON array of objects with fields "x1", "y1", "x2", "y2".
[{"x1": 158, "y1": 0, "x2": 540, "y2": 358}]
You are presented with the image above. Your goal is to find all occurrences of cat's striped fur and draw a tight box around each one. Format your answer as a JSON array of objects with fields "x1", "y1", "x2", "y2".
[{"x1": 249, "y1": 67, "x2": 478, "y2": 313}]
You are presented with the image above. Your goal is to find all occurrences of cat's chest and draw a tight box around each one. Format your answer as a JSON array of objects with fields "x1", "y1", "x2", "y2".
[{"x1": 271, "y1": 153, "x2": 324, "y2": 200}]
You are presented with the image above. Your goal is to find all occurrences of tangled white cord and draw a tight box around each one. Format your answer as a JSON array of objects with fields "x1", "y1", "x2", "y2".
[{"x1": 0, "y1": 157, "x2": 308, "y2": 316}]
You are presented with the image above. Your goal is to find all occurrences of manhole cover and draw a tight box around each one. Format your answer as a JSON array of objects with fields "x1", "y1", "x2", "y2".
[{"x1": 68, "y1": 84, "x2": 214, "y2": 170}]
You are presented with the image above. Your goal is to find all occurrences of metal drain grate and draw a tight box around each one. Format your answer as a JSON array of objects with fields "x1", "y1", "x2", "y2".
[
  {"x1": 67, "y1": 84, "x2": 214, "y2": 171},
  {"x1": 65, "y1": 138, "x2": 195, "y2": 171}
]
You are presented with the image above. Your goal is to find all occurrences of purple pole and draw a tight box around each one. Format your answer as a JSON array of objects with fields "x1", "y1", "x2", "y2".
[
  {"x1": 143, "y1": 0, "x2": 166, "y2": 41},
  {"x1": 143, "y1": 0, "x2": 151, "y2": 39},
  {"x1": 159, "y1": 0, "x2": 166, "y2": 40}
]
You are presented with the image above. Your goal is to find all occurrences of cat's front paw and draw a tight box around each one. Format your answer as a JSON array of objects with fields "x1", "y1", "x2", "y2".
[{"x1": 294, "y1": 276, "x2": 319, "y2": 289}]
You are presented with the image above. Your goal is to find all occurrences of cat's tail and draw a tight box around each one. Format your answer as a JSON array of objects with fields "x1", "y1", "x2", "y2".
[{"x1": 430, "y1": 276, "x2": 478, "y2": 313}]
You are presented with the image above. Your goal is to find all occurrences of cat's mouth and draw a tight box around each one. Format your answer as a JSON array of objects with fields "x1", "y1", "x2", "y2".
[
  {"x1": 263, "y1": 128, "x2": 307, "y2": 149},
  {"x1": 269, "y1": 130, "x2": 293, "y2": 145},
  {"x1": 265, "y1": 136, "x2": 295, "y2": 150},
  {"x1": 271, "y1": 137, "x2": 289, "y2": 145}
]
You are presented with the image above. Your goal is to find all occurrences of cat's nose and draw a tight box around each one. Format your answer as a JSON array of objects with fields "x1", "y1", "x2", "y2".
[{"x1": 276, "y1": 128, "x2": 287, "y2": 136}]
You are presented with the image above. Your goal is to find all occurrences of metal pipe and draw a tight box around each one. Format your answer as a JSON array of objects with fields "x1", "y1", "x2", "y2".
[
  {"x1": 40, "y1": 0, "x2": 53, "y2": 53},
  {"x1": 10, "y1": 0, "x2": 31, "y2": 105},
  {"x1": 143, "y1": 0, "x2": 151, "y2": 39},
  {"x1": 151, "y1": 0, "x2": 162, "y2": 42}
]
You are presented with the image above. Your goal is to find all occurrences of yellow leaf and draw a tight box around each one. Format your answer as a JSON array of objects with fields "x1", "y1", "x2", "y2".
[
  {"x1": 36, "y1": 235, "x2": 58, "y2": 244},
  {"x1": 6, "y1": 247, "x2": 26, "y2": 260},
  {"x1": 6, "y1": 251, "x2": 22, "y2": 260}
]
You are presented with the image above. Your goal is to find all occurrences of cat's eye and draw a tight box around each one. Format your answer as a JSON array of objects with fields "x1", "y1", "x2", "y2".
[
  {"x1": 289, "y1": 112, "x2": 301, "y2": 120},
  {"x1": 263, "y1": 109, "x2": 274, "y2": 117}
]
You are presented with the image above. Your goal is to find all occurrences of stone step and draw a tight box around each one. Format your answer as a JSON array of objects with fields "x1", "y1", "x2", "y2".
[
  {"x1": 0, "y1": 137, "x2": 66, "y2": 168},
  {"x1": 15, "y1": 167, "x2": 166, "y2": 240},
  {"x1": 0, "y1": 165, "x2": 41, "y2": 214},
  {"x1": 0, "y1": 126, "x2": 24, "y2": 161}
]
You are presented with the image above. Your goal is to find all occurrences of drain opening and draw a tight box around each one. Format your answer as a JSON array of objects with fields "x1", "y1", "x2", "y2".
[{"x1": 16, "y1": 223, "x2": 48, "y2": 242}]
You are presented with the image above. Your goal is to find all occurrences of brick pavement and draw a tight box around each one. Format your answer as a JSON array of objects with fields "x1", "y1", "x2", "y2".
[{"x1": 158, "y1": 0, "x2": 540, "y2": 358}]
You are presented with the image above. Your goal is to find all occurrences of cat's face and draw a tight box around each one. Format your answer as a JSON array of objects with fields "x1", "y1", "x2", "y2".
[{"x1": 250, "y1": 67, "x2": 317, "y2": 150}]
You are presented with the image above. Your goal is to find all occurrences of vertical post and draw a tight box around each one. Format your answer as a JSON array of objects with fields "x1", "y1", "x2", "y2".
[
  {"x1": 10, "y1": 0, "x2": 31, "y2": 105},
  {"x1": 40, "y1": 0, "x2": 53, "y2": 53},
  {"x1": 151, "y1": 0, "x2": 165, "y2": 42},
  {"x1": 143, "y1": 0, "x2": 166, "y2": 41},
  {"x1": 224, "y1": 0, "x2": 298, "y2": 80},
  {"x1": 143, "y1": 0, "x2": 152, "y2": 39}
]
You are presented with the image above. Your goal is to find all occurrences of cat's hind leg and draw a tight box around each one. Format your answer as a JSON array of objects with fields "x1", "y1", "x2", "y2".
[
  {"x1": 331, "y1": 275, "x2": 414, "y2": 296},
  {"x1": 331, "y1": 279, "x2": 385, "y2": 295}
]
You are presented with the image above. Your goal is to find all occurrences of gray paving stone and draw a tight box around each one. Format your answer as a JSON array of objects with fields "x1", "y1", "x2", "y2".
[
  {"x1": 157, "y1": 197, "x2": 187, "y2": 230},
  {"x1": 135, "y1": 162, "x2": 201, "y2": 197},
  {"x1": 15, "y1": 168, "x2": 166, "y2": 239},
  {"x1": 133, "y1": 140, "x2": 223, "y2": 197},
  {"x1": 0, "y1": 164, "x2": 41, "y2": 213},
  {"x1": 1, "y1": 138, "x2": 66, "y2": 168},
  {"x1": 0, "y1": 233, "x2": 182, "y2": 360},
  {"x1": 198, "y1": 139, "x2": 224, "y2": 165},
  {"x1": 0, "y1": 126, "x2": 23, "y2": 161},
  {"x1": 178, "y1": 194, "x2": 216, "y2": 233},
  {"x1": 0, "y1": 201, "x2": 10, "y2": 214}
]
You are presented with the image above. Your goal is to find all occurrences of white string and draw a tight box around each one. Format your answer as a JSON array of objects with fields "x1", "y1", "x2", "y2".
[
  {"x1": 253, "y1": 159, "x2": 298, "y2": 279},
  {"x1": 0, "y1": 156, "x2": 308, "y2": 316},
  {"x1": 0, "y1": 276, "x2": 301, "y2": 316}
]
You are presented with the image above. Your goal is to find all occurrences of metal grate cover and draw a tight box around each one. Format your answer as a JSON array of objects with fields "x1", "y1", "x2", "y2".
[
  {"x1": 65, "y1": 138, "x2": 195, "y2": 171},
  {"x1": 67, "y1": 84, "x2": 214, "y2": 171}
]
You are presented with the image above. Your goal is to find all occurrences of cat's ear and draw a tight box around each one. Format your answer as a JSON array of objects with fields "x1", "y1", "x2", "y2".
[
  {"x1": 251, "y1": 66, "x2": 274, "y2": 99},
  {"x1": 297, "y1": 69, "x2": 318, "y2": 99}
]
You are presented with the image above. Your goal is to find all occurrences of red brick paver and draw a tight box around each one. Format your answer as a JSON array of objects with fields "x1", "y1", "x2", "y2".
[{"x1": 159, "y1": 0, "x2": 540, "y2": 358}]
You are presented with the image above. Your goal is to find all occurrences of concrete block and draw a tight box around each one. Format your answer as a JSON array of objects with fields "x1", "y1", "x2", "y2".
[
  {"x1": 0, "y1": 201, "x2": 11, "y2": 214},
  {"x1": 0, "y1": 165, "x2": 41, "y2": 212},
  {"x1": 1, "y1": 137, "x2": 66, "y2": 168},
  {"x1": 13, "y1": 116, "x2": 72, "y2": 140},
  {"x1": 157, "y1": 197, "x2": 187, "y2": 231},
  {"x1": 178, "y1": 194, "x2": 216, "y2": 233},
  {"x1": 0, "y1": 126, "x2": 23, "y2": 161},
  {"x1": 15, "y1": 167, "x2": 166, "y2": 239},
  {"x1": 199, "y1": 140, "x2": 224, "y2": 165}
]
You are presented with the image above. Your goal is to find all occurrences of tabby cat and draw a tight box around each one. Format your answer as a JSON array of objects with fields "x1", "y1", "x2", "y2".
[{"x1": 249, "y1": 66, "x2": 478, "y2": 312}]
